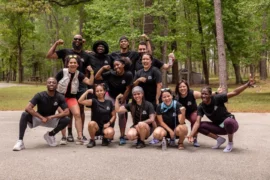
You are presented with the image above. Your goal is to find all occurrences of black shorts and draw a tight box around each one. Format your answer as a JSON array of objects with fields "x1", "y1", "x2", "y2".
[
  {"x1": 95, "y1": 122, "x2": 115, "y2": 136},
  {"x1": 130, "y1": 123, "x2": 154, "y2": 139},
  {"x1": 158, "y1": 126, "x2": 179, "y2": 139}
]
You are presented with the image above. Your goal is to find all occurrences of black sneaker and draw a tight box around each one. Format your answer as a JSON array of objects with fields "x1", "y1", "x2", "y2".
[
  {"x1": 67, "y1": 134, "x2": 74, "y2": 142},
  {"x1": 102, "y1": 138, "x2": 109, "y2": 146},
  {"x1": 87, "y1": 140, "x2": 96, "y2": 148},
  {"x1": 136, "y1": 140, "x2": 146, "y2": 149}
]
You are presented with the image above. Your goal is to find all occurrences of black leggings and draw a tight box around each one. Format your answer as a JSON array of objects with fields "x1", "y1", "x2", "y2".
[{"x1": 19, "y1": 112, "x2": 70, "y2": 140}]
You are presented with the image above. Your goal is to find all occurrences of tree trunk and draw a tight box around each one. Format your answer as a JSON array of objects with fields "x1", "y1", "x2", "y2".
[
  {"x1": 143, "y1": 0, "x2": 154, "y2": 35},
  {"x1": 196, "y1": 0, "x2": 209, "y2": 84},
  {"x1": 214, "y1": 0, "x2": 227, "y2": 90},
  {"x1": 171, "y1": 6, "x2": 178, "y2": 84},
  {"x1": 17, "y1": 27, "x2": 23, "y2": 83},
  {"x1": 160, "y1": 16, "x2": 168, "y2": 87},
  {"x1": 259, "y1": 12, "x2": 268, "y2": 80}
]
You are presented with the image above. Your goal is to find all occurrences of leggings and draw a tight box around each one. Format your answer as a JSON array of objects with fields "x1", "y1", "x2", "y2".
[
  {"x1": 187, "y1": 111, "x2": 197, "y2": 128},
  {"x1": 199, "y1": 117, "x2": 239, "y2": 136},
  {"x1": 19, "y1": 112, "x2": 70, "y2": 140},
  {"x1": 105, "y1": 93, "x2": 126, "y2": 130}
]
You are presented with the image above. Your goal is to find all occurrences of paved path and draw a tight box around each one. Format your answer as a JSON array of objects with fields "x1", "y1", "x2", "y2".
[
  {"x1": 1, "y1": 111, "x2": 269, "y2": 180},
  {"x1": 0, "y1": 82, "x2": 29, "y2": 88}
]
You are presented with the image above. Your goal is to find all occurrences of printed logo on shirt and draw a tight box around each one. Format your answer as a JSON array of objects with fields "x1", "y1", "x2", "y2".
[
  {"x1": 142, "y1": 110, "x2": 147, "y2": 115},
  {"x1": 80, "y1": 58, "x2": 84, "y2": 62},
  {"x1": 187, "y1": 101, "x2": 192, "y2": 106},
  {"x1": 214, "y1": 106, "x2": 218, "y2": 111},
  {"x1": 122, "y1": 80, "x2": 126, "y2": 84},
  {"x1": 148, "y1": 76, "x2": 152, "y2": 80},
  {"x1": 104, "y1": 60, "x2": 108, "y2": 64},
  {"x1": 53, "y1": 102, "x2": 58, "y2": 106},
  {"x1": 106, "y1": 106, "x2": 110, "y2": 110},
  {"x1": 172, "y1": 112, "x2": 176, "y2": 117}
]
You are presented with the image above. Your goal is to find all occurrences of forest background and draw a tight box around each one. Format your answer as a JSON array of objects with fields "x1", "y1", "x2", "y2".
[{"x1": 0, "y1": 0, "x2": 269, "y2": 91}]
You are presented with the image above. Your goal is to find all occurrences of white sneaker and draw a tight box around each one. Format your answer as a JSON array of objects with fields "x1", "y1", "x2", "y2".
[
  {"x1": 13, "y1": 140, "x2": 25, "y2": 151},
  {"x1": 44, "y1": 132, "x2": 57, "y2": 147},
  {"x1": 59, "y1": 137, "x2": 67, "y2": 145},
  {"x1": 223, "y1": 142, "x2": 233, "y2": 153},
  {"x1": 75, "y1": 137, "x2": 84, "y2": 145},
  {"x1": 212, "y1": 137, "x2": 226, "y2": 149}
]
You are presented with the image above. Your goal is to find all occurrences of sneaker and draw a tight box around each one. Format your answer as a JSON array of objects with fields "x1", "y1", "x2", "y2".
[
  {"x1": 212, "y1": 137, "x2": 226, "y2": 149},
  {"x1": 87, "y1": 140, "x2": 96, "y2": 148},
  {"x1": 169, "y1": 139, "x2": 176, "y2": 147},
  {"x1": 75, "y1": 137, "x2": 84, "y2": 145},
  {"x1": 119, "y1": 137, "x2": 126, "y2": 145},
  {"x1": 60, "y1": 137, "x2": 67, "y2": 145},
  {"x1": 223, "y1": 142, "x2": 233, "y2": 153},
  {"x1": 43, "y1": 132, "x2": 57, "y2": 147},
  {"x1": 136, "y1": 140, "x2": 146, "y2": 149},
  {"x1": 149, "y1": 138, "x2": 160, "y2": 145},
  {"x1": 102, "y1": 138, "x2": 110, "y2": 146},
  {"x1": 13, "y1": 140, "x2": 25, "y2": 151},
  {"x1": 82, "y1": 136, "x2": 88, "y2": 145},
  {"x1": 67, "y1": 134, "x2": 74, "y2": 142},
  {"x1": 193, "y1": 138, "x2": 200, "y2": 147}
]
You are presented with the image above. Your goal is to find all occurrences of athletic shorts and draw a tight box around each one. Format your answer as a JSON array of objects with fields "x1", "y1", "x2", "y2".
[
  {"x1": 130, "y1": 123, "x2": 154, "y2": 139},
  {"x1": 65, "y1": 98, "x2": 78, "y2": 108}
]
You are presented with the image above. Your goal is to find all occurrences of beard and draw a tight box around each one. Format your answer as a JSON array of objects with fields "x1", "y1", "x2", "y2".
[{"x1": 72, "y1": 42, "x2": 83, "y2": 51}]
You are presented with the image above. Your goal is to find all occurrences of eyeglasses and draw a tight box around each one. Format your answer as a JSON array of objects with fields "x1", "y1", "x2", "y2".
[
  {"x1": 74, "y1": 38, "x2": 83, "y2": 41},
  {"x1": 68, "y1": 55, "x2": 78, "y2": 59},
  {"x1": 161, "y1": 88, "x2": 171, "y2": 92}
]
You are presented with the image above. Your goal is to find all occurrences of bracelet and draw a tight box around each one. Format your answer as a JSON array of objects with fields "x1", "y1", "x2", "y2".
[{"x1": 90, "y1": 71, "x2": 94, "y2": 74}]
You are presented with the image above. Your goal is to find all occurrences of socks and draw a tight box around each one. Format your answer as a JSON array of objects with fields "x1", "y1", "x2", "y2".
[
  {"x1": 49, "y1": 131, "x2": 55, "y2": 136},
  {"x1": 212, "y1": 136, "x2": 226, "y2": 149},
  {"x1": 193, "y1": 138, "x2": 200, "y2": 147},
  {"x1": 68, "y1": 127, "x2": 72, "y2": 135},
  {"x1": 223, "y1": 142, "x2": 233, "y2": 153}
]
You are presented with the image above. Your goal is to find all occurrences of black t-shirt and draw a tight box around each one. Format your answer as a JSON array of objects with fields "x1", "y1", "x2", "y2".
[
  {"x1": 134, "y1": 66, "x2": 162, "y2": 102},
  {"x1": 90, "y1": 54, "x2": 113, "y2": 84},
  {"x1": 30, "y1": 91, "x2": 67, "y2": 117},
  {"x1": 197, "y1": 94, "x2": 233, "y2": 125},
  {"x1": 176, "y1": 90, "x2": 197, "y2": 119},
  {"x1": 56, "y1": 49, "x2": 93, "y2": 74},
  {"x1": 156, "y1": 101, "x2": 182, "y2": 130},
  {"x1": 135, "y1": 57, "x2": 164, "y2": 72},
  {"x1": 110, "y1": 50, "x2": 140, "y2": 74},
  {"x1": 102, "y1": 70, "x2": 133, "y2": 99},
  {"x1": 91, "y1": 99, "x2": 114, "y2": 127},
  {"x1": 125, "y1": 101, "x2": 155, "y2": 126},
  {"x1": 55, "y1": 69, "x2": 85, "y2": 98}
]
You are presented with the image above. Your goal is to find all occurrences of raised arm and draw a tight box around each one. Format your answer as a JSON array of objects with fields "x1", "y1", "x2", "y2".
[
  {"x1": 115, "y1": 94, "x2": 127, "y2": 113},
  {"x1": 83, "y1": 68, "x2": 94, "y2": 86},
  {"x1": 78, "y1": 89, "x2": 93, "y2": 106},
  {"x1": 121, "y1": 85, "x2": 132, "y2": 103},
  {"x1": 155, "y1": 82, "x2": 162, "y2": 105},
  {"x1": 227, "y1": 75, "x2": 254, "y2": 99},
  {"x1": 141, "y1": 34, "x2": 152, "y2": 55},
  {"x1": 179, "y1": 107, "x2": 186, "y2": 124},
  {"x1": 95, "y1": 65, "x2": 111, "y2": 80},
  {"x1": 46, "y1": 39, "x2": 64, "y2": 59}
]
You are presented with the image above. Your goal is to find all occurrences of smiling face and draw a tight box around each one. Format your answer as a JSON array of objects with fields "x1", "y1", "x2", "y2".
[
  {"x1": 119, "y1": 39, "x2": 129, "y2": 49},
  {"x1": 72, "y1": 35, "x2": 83, "y2": 51},
  {"x1": 161, "y1": 91, "x2": 173, "y2": 106},
  {"x1": 142, "y1": 54, "x2": 152, "y2": 69},
  {"x1": 178, "y1": 82, "x2": 188, "y2": 96},
  {"x1": 46, "y1": 77, "x2": 57, "y2": 92},
  {"x1": 96, "y1": 44, "x2": 105, "y2": 54},
  {"x1": 95, "y1": 85, "x2": 106, "y2": 99},
  {"x1": 132, "y1": 92, "x2": 143, "y2": 104},
  {"x1": 201, "y1": 88, "x2": 211, "y2": 104},
  {"x1": 67, "y1": 58, "x2": 79, "y2": 72},
  {"x1": 138, "y1": 44, "x2": 147, "y2": 56},
  {"x1": 114, "y1": 60, "x2": 125, "y2": 74}
]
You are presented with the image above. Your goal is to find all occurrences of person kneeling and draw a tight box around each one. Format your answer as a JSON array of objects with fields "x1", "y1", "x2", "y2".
[
  {"x1": 153, "y1": 88, "x2": 188, "y2": 150},
  {"x1": 13, "y1": 77, "x2": 70, "y2": 151},
  {"x1": 115, "y1": 86, "x2": 155, "y2": 149}
]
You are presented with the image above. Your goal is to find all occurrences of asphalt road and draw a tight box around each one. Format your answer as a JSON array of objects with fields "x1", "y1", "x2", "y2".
[{"x1": 0, "y1": 111, "x2": 269, "y2": 180}]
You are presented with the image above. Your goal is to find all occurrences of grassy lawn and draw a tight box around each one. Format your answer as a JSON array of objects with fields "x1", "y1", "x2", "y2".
[{"x1": 1, "y1": 80, "x2": 270, "y2": 112}]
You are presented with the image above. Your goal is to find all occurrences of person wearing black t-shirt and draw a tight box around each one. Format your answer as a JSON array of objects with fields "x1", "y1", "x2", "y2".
[
  {"x1": 153, "y1": 88, "x2": 188, "y2": 150},
  {"x1": 13, "y1": 77, "x2": 70, "y2": 151},
  {"x1": 78, "y1": 84, "x2": 116, "y2": 148},
  {"x1": 46, "y1": 34, "x2": 93, "y2": 142},
  {"x1": 187, "y1": 76, "x2": 255, "y2": 152},
  {"x1": 55, "y1": 55, "x2": 94, "y2": 145},
  {"x1": 95, "y1": 58, "x2": 133, "y2": 145},
  {"x1": 115, "y1": 86, "x2": 155, "y2": 149}
]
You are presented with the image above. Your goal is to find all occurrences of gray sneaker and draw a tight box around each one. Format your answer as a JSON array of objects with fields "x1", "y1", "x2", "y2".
[
  {"x1": 60, "y1": 137, "x2": 67, "y2": 145},
  {"x1": 13, "y1": 140, "x2": 25, "y2": 151}
]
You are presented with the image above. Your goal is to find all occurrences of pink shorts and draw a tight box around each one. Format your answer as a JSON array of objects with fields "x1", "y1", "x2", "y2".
[{"x1": 65, "y1": 98, "x2": 78, "y2": 108}]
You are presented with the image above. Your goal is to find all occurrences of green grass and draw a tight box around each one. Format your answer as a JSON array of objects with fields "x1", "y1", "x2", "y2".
[{"x1": 1, "y1": 80, "x2": 270, "y2": 112}]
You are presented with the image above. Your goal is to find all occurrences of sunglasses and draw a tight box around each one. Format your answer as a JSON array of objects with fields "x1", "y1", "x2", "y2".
[
  {"x1": 161, "y1": 88, "x2": 171, "y2": 92},
  {"x1": 68, "y1": 55, "x2": 78, "y2": 59},
  {"x1": 74, "y1": 38, "x2": 83, "y2": 41}
]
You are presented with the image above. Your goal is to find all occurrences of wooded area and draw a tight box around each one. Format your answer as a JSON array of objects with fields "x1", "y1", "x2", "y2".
[{"x1": 0, "y1": 0, "x2": 269, "y2": 85}]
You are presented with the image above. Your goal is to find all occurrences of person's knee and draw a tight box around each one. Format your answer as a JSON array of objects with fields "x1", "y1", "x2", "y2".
[
  {"x1": 153, "y1": 129, "x2": 163, "y2": 140},
  {"x1": 88, "y1": 121, "x2": 97, "y2": 128},
  {"x1": 21, "y1": 111, "x2": 31, "y2": 118},
  {"x1": 62, "y1": 116, "x2": 71, "y2": 124},
  {"x1": 137, "y1": 122, "x2": 147, "y2": 130},
  {"x1": 176, "y1": 125, "x2": 188, "y2": 136},
  {"x1": 127, "y1": 130, "x2": 137, "y2": 140},
  {"x1": 104, "y1": 128, "x2": 114, "y2": 138},
  {"x1": 73, "y1": 113, "x2": 81, "y2": 120}
]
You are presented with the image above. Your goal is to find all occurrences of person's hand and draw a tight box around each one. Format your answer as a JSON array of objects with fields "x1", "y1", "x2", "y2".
[
  {"x1": 103, "y1": 122, "x2": 110, "y2": 128},
  {"x1": 217, "y1": 85, "x2": 225, "y2": 94},
  {"x1": 140, "y1": 34, "x2": 150, "y2": 41},
  {"x1": 47, "y1": 116, "x2": 53, "y2": 121},
  {"x1": 56, "y1": 39, "x2": 64, "y2": 46},
  {"x1": 186, "y1": 135, "x2": 194, "y2": 143},
  {"x1": 248, "y1": 73, "x2": 255, "y2": 86},
  {"x1": 180, "y1": 106, "x2": 186, "y2": 114},
  {"x1": 169, "y1": 130, "x2": 175, "y2": 139},
  {"x1": 116, "y1": 94, "x2": 123, "y2": 101},
  {"x1": 138, "y1": 77, "x2": 147, "y2": 83},
  {"x1": 102, "y1": 65, "x2": 111, "y2": 71},
  {"x1": 41, "y1": 117, "x2": 48, "y2": 123},
  {"x1": 87, "y1": 89, "x2": 93, "y2": 94},
  {"x1": 168, "y1": 52, "x2": 175, "y2": 66},
  {"x1": 87, "y1": 65, "x2": 93, "y2": 72}
]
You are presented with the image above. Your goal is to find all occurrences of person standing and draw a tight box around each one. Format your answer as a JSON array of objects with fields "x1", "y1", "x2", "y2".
[{"x1": 13, "y1": 77, "x2": 70, "y2": 151}]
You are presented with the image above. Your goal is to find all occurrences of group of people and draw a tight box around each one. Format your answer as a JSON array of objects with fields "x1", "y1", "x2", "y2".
[{"x1": 12, "y1": 34, "x2": 254, "y2": 153}]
